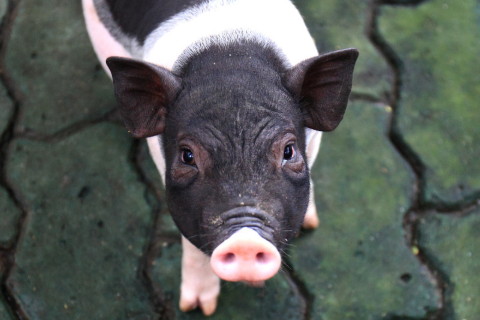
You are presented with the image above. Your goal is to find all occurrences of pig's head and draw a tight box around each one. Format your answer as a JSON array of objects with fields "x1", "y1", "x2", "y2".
[{"x1": 106, "y1": 45, "x2": 358, "y2": 278}]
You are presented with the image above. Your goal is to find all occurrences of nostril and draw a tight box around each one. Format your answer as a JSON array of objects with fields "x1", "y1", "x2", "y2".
[
  {"x1": 256, "y1": 252, "x2": 267, "y2": 263},
  {"x1": 222, "y1": 252, "x2": 236, "y2": 264}
]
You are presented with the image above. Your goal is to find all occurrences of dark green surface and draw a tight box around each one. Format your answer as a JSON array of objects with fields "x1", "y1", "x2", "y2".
[
  {"x1": 296, "y1": 0, "x2": 391, "y2": 98},
  {"x1": 418, "y1": 210, "x2": 480, "y2": 320},
  {"x1": 0, "y1": 187, "x2": 20, "y2": 247},
  {"x1": 0, "y1": 86, "x2": 21, "y2": 248},
  {"x1": 0, "y1": 0, "x2": 479, "y2": 318},
  {"x1": 380, "y1": 0, "x2": 480, "y2": 203},
  {"x1": 291, "y1": 103, "x2": 439, "y2": 319},
  {"x1": 1, "y1": 4, "x2": 17, "y2": 317},
  {"x1": 0, "y1": 84, "x2": 12, "y2": 139},
  {"x1": 5, "y1": 124, "x2": 157, "y2": 319},
  {"x1": 5, "y1": 0, "x2": 114, "y2": 136},
  {"x1": 0, "y1": 0, "x2": 6, "y2": 22},
  {"x1": 0, "y1": 298, "x2": 10, "y2": 320}
]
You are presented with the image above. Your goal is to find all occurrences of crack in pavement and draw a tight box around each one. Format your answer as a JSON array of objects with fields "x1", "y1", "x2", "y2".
[
  {"x1": 0, "y1": 0, "x2": 32, "y2": 318},
  {"x1": 0, "y1": 2, "x2": 121, "y2": 318},
  {"x1": 366, "y1": 0, "x2": 447, "y2": 318},
  {"x1": 13, "y1": 108, "x2": 120, "y2": 143},
  {"x1": 130, "y1": 139, "x2": 177, "y2": 320},
  {"x1": 282, "y1": 254, "x2": 315, "y2": 320},
  {"x1": 367, "y1": 0, "x2": 480, "y2": 319}
]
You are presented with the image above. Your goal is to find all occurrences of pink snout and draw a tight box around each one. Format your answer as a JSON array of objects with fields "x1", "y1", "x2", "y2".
[{"x1": 210, "y1": 228, "x2": 281, "y2": 282}]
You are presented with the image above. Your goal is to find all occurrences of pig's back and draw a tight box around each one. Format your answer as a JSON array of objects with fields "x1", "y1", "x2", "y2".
[{"x1": 91, "y1": 0, "x2": 318, "y2": 71}]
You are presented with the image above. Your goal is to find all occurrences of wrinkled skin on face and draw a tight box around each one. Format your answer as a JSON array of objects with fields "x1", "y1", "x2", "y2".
[
  {"x1": 106, "y1": 43, "x2": 358, "y2": 255},
  {"x1": 164, "y1": 47, "x2": 310, "y2": 253}
]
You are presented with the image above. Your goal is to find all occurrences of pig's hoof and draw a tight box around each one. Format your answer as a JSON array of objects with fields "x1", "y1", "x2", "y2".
[
  {"x1": 179, "y1": 278, "x2": 220, "y2": 316},
  {"x1": 302, "y1": 204, "x2": 320, "y2": 229}
]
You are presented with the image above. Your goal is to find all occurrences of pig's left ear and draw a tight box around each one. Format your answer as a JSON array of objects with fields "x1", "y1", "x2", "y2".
[
  {"x1": 284, "y1": 48, "x2": 359, "y2": 131},
  {"x1": 106, "y1": 57, "x2": 181, "y2": 138}
]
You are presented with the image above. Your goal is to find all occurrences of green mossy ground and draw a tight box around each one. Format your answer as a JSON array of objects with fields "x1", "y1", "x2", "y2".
[
  {"x1": 380, "y1": 0, "x2": 480, "y2": 203},
  {"x1": 0, "y1": 0, "x2": 478, "y2": 319}
]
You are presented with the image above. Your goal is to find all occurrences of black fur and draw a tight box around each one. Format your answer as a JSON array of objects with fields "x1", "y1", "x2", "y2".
[{"x1": 104, "y1": 0, "x2": 208, "y2": 43}]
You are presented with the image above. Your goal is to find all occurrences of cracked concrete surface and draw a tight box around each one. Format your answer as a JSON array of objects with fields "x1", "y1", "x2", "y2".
[{"x1": 0, "y1": 0, "x2": 479, "y2": 319}]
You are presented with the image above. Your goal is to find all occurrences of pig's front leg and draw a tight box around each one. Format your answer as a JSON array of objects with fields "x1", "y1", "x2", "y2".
[
  {"x1": 303, "y1": 178, "x2": 320, "y2": 229},
  {"x1": 303, "y1": 130, "x2": 322, "y2": 229},
  {"x1": 180, "y1": 236, "x2": 220, "y2": 316}
]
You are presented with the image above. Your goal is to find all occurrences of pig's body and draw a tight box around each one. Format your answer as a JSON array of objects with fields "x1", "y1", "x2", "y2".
[{"x1": 83, "y1": 0, "x2": 357, "y2": 315}]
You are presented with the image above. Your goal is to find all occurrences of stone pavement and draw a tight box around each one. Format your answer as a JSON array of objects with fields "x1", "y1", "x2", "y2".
[{"x1": 0, "y1": 0, "x2": 479, "y2": 319}]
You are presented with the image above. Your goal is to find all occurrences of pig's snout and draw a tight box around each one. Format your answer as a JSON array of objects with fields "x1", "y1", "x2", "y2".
[{"x1": 210, "y1": 228, "x2": 281, "y2": 282}]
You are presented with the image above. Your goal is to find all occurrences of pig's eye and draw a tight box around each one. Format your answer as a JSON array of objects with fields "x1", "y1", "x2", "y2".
[
  {"x1": 181, "y1": 148, "x2": 196, "y2": 166},
  {"x1": 283, "y1": 144, "x2": 295, "y2": 161}
]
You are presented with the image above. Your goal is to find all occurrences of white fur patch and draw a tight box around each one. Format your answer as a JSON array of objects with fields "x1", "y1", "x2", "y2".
[
  {"x1": 305, "y1": 129, "x2": 322, "y2": 168},
  {"x1": 146, "y1": 136, "x2": 166, "y2": 184},
  {"x1": 143, "y1": 0, "x2": 318, "y2": 69},
  {"x1": 82, "y1": 0, "x2": 132, "y2": 75}
]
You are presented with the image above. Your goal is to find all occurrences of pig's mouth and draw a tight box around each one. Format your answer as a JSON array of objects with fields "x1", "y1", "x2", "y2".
[{"x1": 217, "y1": 206, "x2": 280, "y2": 247}]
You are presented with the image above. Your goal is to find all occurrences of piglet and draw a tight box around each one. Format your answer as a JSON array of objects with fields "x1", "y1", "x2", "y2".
[{"x1": 82, "y1": 0, "x2": 358, "y2": 315}]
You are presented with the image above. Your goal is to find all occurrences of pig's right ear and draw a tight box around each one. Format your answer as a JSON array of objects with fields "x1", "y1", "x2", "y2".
[
  {"x1": 283, "y1": 48, "x2": 359, "y2": 132},
  {"x1": 106, "y1": 57, "x2": 181, "y2": 138}
]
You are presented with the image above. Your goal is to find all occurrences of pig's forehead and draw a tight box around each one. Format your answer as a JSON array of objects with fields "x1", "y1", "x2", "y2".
[
  {"x1": 166, "y1": 78, "x2": 304, "y2": 143},
  {"x1": 171, "y1": 85, "x2": 300, "y2": 122},
  {"x1": 170, "y1": 108, "x2": 301, "y2": 149},
  {"x1": 173, "y1": 100, "x2": 300, "y2": 134}
]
